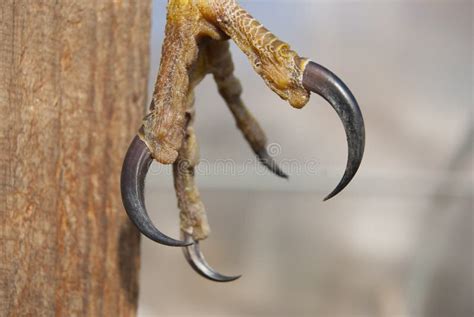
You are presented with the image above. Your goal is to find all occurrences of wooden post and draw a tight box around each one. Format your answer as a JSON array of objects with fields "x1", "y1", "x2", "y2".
[{"x1": 0, "y1": 1, "x2": 150, "y2": 315}]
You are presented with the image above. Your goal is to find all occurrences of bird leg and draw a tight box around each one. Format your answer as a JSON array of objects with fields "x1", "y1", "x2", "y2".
[
  {"x1": 174, "y1": 120, "x2": 241, "y2": 281},
  {"x1": 121, "y1": 0, "x2": 366, "y2": 282},
  {"x1": 206, "y1": 40, "x2": 288, "y2": 178},
  {"x1": 201, "y1": 0, "x2": 365, "y2": 199},
  {"x1": 173, "y1": 86, "x2": 241, "y2": 282},
  {"x1": 198, "y1": 0, "x2": 310, "y2": 109},
  {"x1": 173, "y1": 95, "x2": 210, "y2": 242}
]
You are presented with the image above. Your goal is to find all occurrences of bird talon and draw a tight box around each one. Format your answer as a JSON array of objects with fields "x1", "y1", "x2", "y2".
[
  {"x1": 255, "y1": 148, "x2": 289, "y2": 179},
  {"x1": 120, "y1": 1, "x2": 365, "y2": 282},
  {"x1": 121, "y1": 135, "x2": 192, "y2": 247},
  {"x1": 302, "y1": 61, "x2": 365, "y2": 200},
  {"x1": 182, "y1": 231, "x2": 242, "y2": 282}
]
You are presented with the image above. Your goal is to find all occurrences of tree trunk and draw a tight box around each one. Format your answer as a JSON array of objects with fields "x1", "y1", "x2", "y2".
[{"x1": 0, "y1": 1, "x2": 150, "y2": 316}]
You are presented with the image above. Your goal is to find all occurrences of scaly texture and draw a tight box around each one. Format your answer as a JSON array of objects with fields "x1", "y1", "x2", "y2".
[
  {"x1": 143, "y1": 0, "x2": 313, "y2": 241},
  {"x1": 201, "y1": 0, "x2": 310, "y2": 108},
  {"x1": 141, "y1": 2, "x2": 201, "y2": 164},
  {"x1": 173, "y1": 122, "x2": 211, "y2": 241},
  {"x1": 206, "y1": 40, "x2": 268, "y2": 153},
  {"x1": 173, "y1": 49, "x2": 211, "y2": 240},
  {"x1": 142, "y1": 0, "x2": 311, "y2": 166}
]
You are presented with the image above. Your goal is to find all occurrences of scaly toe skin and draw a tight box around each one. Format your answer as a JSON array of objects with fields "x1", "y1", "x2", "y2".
[{"x1": 206, "y1": 41, "x2": 288, "y2": 180}]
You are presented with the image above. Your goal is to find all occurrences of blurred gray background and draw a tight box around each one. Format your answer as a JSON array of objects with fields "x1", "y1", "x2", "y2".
[{"x1": 138, "y1": 1, "x2": 472, "y2": 316}]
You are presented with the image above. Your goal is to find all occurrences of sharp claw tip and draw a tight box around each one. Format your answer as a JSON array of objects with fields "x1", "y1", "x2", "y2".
[
  {"x1": 210, "y1": 274, "x2": 242, "y2": 283},
  {"x1": 255, "y1": 149, "x2": 288, "y2": 179},
  {"x1": 323, "y1": 186, "x2": 344, "y2": 201},
  {"x1": 228, "y1": 275, "x2": 243, "y2": 282}
]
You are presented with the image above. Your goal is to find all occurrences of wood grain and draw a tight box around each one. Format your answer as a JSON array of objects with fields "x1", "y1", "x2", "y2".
[{"x1": 0, "y1": 1, "x2": 150, "y2": 315}]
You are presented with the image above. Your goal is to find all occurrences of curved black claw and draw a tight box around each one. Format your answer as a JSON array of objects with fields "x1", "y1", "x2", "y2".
[
  {"x1": 121, "y1": 135, "x2": 191, "y2": 247},
  {"x1": 182, "y1": 232, "x2": 241, "y2": 282},
  {"x1": 255, "y1": 149, "x2": 288, "y2": 179},
  {"x1": 303, "y1": 61, "x2": 365, "y2": 201}
]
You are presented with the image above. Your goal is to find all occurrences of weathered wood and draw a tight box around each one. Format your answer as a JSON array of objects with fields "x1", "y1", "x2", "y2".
[{"x1": 0, "y1": 1, "x2": 150, "y2": 315}]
